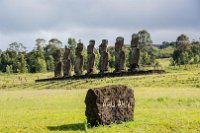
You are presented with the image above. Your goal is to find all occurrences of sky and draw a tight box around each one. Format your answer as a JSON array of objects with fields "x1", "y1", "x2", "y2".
[{"x1": 0, "y1": 0, "x2": 200, "y2": 50}]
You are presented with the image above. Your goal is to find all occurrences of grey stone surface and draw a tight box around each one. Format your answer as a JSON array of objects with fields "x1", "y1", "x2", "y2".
[
  {"x1": 130, "y1": 34, "x2": 140, "y2": 71},
  {"x1": 114, "y1": 37, "x2": 125, "y2": 72},
  {"x1": 74, "y1": 42, "x2": 84, "y2": 76},
  {"x1": 85, "y1": 85, "x2": 135, "y2": 126},
  {"x1": 63, "y1": 45, "x2": 71, "y2": 77},
  {"x1": 87, "y1": 40, "x2": 96, "y2": 74},
  {"x1": 99, "y1": 39, "x2": 109, "y2": 73},
  {"x1": 54, "y1": 49, "x2": 63, "y2": 78}
]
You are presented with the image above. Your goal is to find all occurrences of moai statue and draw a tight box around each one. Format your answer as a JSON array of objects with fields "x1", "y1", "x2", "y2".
[
  {"x1": 99, "y1": 39, "x2": 109, "y2": 73},
  {"x1": 63, "y1": 45, "x2": 71, "y2": 77},
  {"x1": 54, "y1": 49, "x2": 63, "y2": 78},
  {"x1": 129, "y1": 34, "x2": 140, "y2": 71},
  {"x1": 74, "y1": 42, "x2": 84, "y2": 76},
  {"x1": 114, "y1": 37, "x2": 125, "y2": 72},
  {"x1": 87, "y1": 40, "x2": 96, "y2": 74}
]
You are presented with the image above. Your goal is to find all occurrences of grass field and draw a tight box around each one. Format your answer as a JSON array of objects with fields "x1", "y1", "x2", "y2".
[{"x1": 0, "y1": 59, "x2": 200, "y2": 133}]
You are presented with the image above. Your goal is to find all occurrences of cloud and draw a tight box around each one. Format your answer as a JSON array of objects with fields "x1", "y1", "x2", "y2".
[{"x1": 0, "y1": 0, "x2": 199, "y2": 50}]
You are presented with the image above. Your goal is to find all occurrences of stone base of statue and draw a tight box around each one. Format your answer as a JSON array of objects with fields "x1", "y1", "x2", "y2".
[
  {"x1": 54, "y1": 62, "x2": 63, "y2": 78},
  {"x1": 36, "y1": 70, "x2": 165, "y2": 82},
  {"x1": 86, "y1": 68, "x2": 95, "y2": 75},
  {"x1": 113, "y1": 69, "x2": 125, "y2": 73},
  {"x1": 85, "y1": 85, "x2": 134, "y2": 126},
  {"x1": 128, "y1": 64, "x2": 139, "y2": 72},
  {"x1": 99, "y1": 70, "x2": 109, "y2": 75}
]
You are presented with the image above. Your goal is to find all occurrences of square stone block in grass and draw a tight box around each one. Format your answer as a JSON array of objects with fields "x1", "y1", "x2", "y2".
[{"x1": 85, "y1": 85, "x2": 135, "y2": 126}]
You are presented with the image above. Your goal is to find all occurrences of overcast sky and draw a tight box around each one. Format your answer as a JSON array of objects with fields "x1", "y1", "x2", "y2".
[{"x1": 0, "y1": 0, "x2": 200, "y2": 50}]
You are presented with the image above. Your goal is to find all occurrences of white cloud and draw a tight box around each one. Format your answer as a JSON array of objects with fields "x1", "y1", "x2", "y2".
[{"x1": 0, "y1": 0, "x2": 199, "y2": 50}]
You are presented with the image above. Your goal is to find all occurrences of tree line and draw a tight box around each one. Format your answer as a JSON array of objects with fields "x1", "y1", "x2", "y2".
[
  {"x1": 0, "y1": 30, "x2": 199, "y2": 74},
  {"x1": 171, "y1": 34, "x2": 200, "y2": 66}
]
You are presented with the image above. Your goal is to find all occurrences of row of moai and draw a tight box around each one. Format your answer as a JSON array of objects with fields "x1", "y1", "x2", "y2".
[{"x1": 54, "y1": 34, "x2": 140, "y2": 77}]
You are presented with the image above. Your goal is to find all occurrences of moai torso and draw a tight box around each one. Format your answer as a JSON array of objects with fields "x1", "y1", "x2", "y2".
[
  {"x1": 87, "y1": 40, "x2": 96, "y2": 74},
  {"x1": 54, "y1": 49, "x2": 63, "y2": 78},
  {"x1": 115, "y1": 37, "x2": 125, "y2": 72},
  {"x1": 63, "y1": 46, "x2": 71, "y2": 77},
  {"x1": 74, "y1": 42, "x2": 84, "y2": 76},
  {"x1": 130, "y1": 34, "x2": 140, "y2": 71},
  {"x1": 99, "y1": 39, "x2": 109, "y2": 73}
]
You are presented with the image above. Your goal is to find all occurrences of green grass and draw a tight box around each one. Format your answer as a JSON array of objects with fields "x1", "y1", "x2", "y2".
[{"x1": 0, "y1": 59, "x2": 200, "y2": 132}]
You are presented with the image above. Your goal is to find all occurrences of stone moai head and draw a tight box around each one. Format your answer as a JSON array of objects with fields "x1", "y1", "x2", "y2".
[
  {"x1": 131, "y1": 34, "x2": 139, "y2": 48},
  {"x1": 101, "y1": 39, "x2": 108, "y2": 52},
  {"x1": 115, "y1": 37, "x2": 124, "y2": 51},
  {"x1": 64, "y1": 45, "x2": 70, "y2": 59},
  {"x1": 87, "y1": 40, "x2": 95, "y2": 54},
  {"x1": 76, "y1": 42, "x2": 84, "y2": 56}
]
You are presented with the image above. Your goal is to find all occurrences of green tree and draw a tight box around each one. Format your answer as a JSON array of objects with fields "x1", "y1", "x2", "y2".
[
  {"x1": 44, "y1": 38, "x2": 63, "y2": 71},
  {"x1": 6, "y1": 65, "x2": 13, "y2": 74},
  {"x1": 140, "y1": 52, "x2": 151, "y2": 65},
  {"x1": 17, "y1": 53, "x2": 28, "y2": 73},
  {"x1": 137, "y1": 30, "x2": 156, "y2": 65},
  {"x1": 94, "y1": 48, "x2": 100, "y2": 70},
  {"x1": 26, "y1": 40, "x2": 47, "y2": 73},
  {"x1": 108, "y1": 46, "x2": 115, "y2": 69},
  {"x1": 68, "y1": 38, "x2": 77, "y2": 67},
  {"x1": 35, "y1": 43, "x2": 47, "y2": 73},
  {"x1": 172, "y1": 34, "x2": 191, "y2": 65},
  {"x1": 8, "y1": 42, "x2": 26, "y2": 53},
  {"x1": 0, "y1": 50, "x2": 18, "y2": 73},
  {"x1": 49, "y1": 38, "x2": 63, "y2": 48},
  {"x1": 194, "y1": 55, "x2": 200, "y2": 64},
  {"x1": 34, "y1": 58, "x2": 47, "y2": 73},
  {"x1": 46, "y1": 55, "x2": 55, "y2": 71}
]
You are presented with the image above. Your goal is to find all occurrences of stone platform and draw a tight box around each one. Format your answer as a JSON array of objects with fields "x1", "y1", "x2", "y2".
[{"x1": 35, "y1": 70, "x2": 165, "y2": 82}]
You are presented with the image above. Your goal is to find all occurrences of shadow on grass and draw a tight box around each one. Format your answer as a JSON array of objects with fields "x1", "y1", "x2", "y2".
[{"x1": 47, "y1": 123, "x2": 85, "y2": 131}]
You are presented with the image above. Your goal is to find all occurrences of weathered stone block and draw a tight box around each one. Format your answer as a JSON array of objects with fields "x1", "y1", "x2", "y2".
[{"x1": 85, "y1": 85, "x2": 135, "y2": 126}]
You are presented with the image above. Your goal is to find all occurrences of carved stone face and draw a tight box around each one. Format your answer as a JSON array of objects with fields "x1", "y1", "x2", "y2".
[
  {"x1": 131, "y1": 34, "x2": 139, "y2": 48},
  {"x1": 76, "y1": 42, "x2": 83, "y2": 56},
  {"x1": 87, "y1": 40, "x2": 95, "y2": 54},
  {"x1": 115, "y1": 37, "x2": 124, "y2": 51},
  {"x1": 100, "y1": 39, "x2": 108, "y2": 52},
  {"x1": 116, "y1": 37, "x2": 124, "y2": 44}
]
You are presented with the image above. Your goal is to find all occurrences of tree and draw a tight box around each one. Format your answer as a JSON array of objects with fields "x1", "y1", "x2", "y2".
[
  {"x1": 46, "y1": 55, "x2": 55, "y2": 71},
  {"x1": 8, "y1": 42, "x2": 26, "y2": 53},
  {"x1": 140, "y1": 52, "x2": 151, "y2": 65},
  {"x1": 94, "y1": 48, "x2": 100, "y2": 70},
  {"x1": 68, "y1": 38, "x2": 77, "y2": 67},
  {"x1": 138, "y1": 30, "x2": 153, "y2": 49},
  {"x1": 17, "y1": 53, "x2": 28, "y2": 73},
  {"x1": 108, "y1": 46, "x2": 115, "y2": 69},
  {"x1": 26, "y1": 50, "x2": 37, "y2": 73},
  {"x1": 26, "y1": 41, "x2": 47, "y2": 73},
  {"x1": 34, "y1": 58, "x2": 47, "y2": 73},
  {"x1": 194, "y1": 55, "x2": 200, "y2": 64},
  {"x1": 0, "y1": 49, "x2": 2, "y2": 56},
  {"x1": 48, "y1": 38, "x2": 62, "y2": 48},
  {"x1": 43, "y1": 38, "x2": 63, "y2": 71},
  {"x1": 6, "y1": 65, "x2": 13, "y2": 74},
  {"x1": 0, "y1": 50, "x2": 18, "y2": 73},
  {"x1": 137, "y1": 30, "x2": 156, "y2": 65},
  {"x1": 36, "y1": 38, "x2": 46, "y2": 48},
  {"x1": 35, "y1": 43, "x2": 47, "y2": 73},
  {"x1": 172, "y1": 34, "x2": 191, "y2": 65}
]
